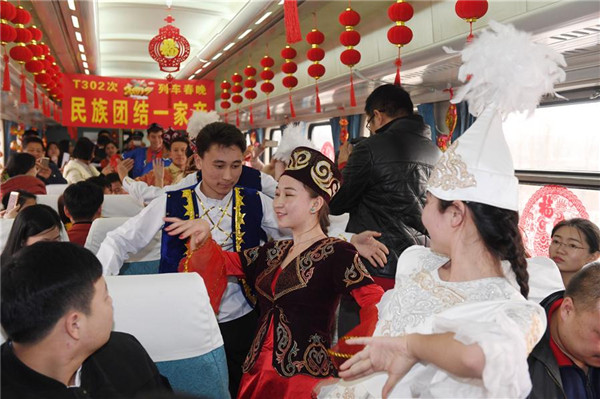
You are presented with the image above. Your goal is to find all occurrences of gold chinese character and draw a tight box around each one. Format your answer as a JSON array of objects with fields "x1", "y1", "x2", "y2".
[
  {"x1": 158, "y1": 84, "x2": 170, "y2": 94},
  {"x1": 91, "y1": 98, "x2": 109, "y2": 124},
  {"x1": 171, "y1": 84, "x2": 181, "y2": 95},
  {"x1": 71, "y1": 97, "x2": 87, "y2": 123},
  {"x1": 173, "y1": 101, "x2": 189, "y2": 126},
  {"x1": 113, "y1": 100, "x2": 129, "y2": 125},
  {"x1": 192, "y1": 100, "x2": 207, "y2": 111},
  {"x1": 133, "y1": 101, "x2": 149, "y2": 126},
  {"x1": 184, "y1": 84, "x2": 194, "y2": 95},
  {"x1": 195, "y1": 85, "x2": 207, "y2": 96},
  {"x1": 107, "y1": 81, "x2": 118, "y2": 93}
]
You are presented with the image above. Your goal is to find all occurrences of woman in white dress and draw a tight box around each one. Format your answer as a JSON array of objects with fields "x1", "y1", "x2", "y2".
[
  {"x1": 63, "y1": 137, "x2": 101, "y2": 184},
  {"x1": 317, "y1": 21, "x2": 566, "y2": 399}
]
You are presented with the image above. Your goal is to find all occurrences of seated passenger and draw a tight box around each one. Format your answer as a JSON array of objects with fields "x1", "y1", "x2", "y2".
[
  {"x1": 1, "y1": 204, "x2": 62, "y2": 265},
  {"x1": 123, "y1": 123, "x2": 168, "y2": 178},
  {"x1": 528, "y1": 261, "x2": 600, "y2": 399},
  {"x1": 106, "y1": 172, "x2": 127, "y2": 194},
  {"x1": 63, "y1": 138, "x2": 101, "y2": 184},
  {"x1": 63, "y1": 181, "x2": 104, "y2": 246},
  {"x1": 1, "y1": 189, "x2": 37, "y2": 218},
  {"x1": 136, "y1": 136, "x2": 189, "y2": 188},
  {"x1": 548, "y1": 218, "x2": 600, "y2": 286},
  {"x1": 0, "y1": 153, "x2": 46, "y2": 198},
  {"x1": 22, "y1": 136, "x2": 67, "y2": 185},
  {"x1": 1, "y1": 241, "x2": 171, "y2": 397},
  {"x1": 100, "y1": 140, "x2": 122, "y2": 170}
]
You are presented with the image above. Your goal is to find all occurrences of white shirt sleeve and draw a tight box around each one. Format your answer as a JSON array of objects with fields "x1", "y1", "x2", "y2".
[
  {"x1": 260, "y1": 172, "x2": 277, "y2": 198},
  {"x1": 123, "y1": 173, "x2": 198, "y2": 204},
  {"x1": 97, "y1": 194, "x2": 167, "y2": 276}
]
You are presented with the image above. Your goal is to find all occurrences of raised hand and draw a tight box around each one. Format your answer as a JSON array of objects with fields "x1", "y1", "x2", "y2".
[
  {"x1": 351, "y1": 231, "x2": 389, "y2": 268},
  {"x1": 153, "y1": 158, "x2": 165, "y2": 187},
  {"x1": 116, "y1": 158, "x2": 134, "y2": 181}
]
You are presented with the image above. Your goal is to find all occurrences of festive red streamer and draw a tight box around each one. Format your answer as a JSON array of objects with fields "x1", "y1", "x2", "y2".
[
  {"x1": 349, "y1": 71, "x2": 356, "y2": 107},
  {"x1": 315, "y1": 83, "x2": 321, "y2": 113},
  {"x1": 266, "y1": 97, "x2": 271, "y2": 120},
  {"x1": 224, "y1": 112, "x2": 228, "y2": 124},
  {"x1": 33, "y1": 83, "x2": 38, "y2": 108},
  {"x1": 283, "y1": 0, "x2": 302, "y2": 44},
  {"x1": 235, "y1": 108, "x2": 240, "y2": 127},
  {"x1": 249, "y1": 104, "x2": 254, "y2": 126},
  {"x1": 394, "y1": 52, "x2": 402, "y2": 86},
  {"x1": 2, "y1": 53, "x2": 10, "y2": 91},
  {"x1": 288, "y1": 92, "x2": 296, "y2": 117},
  {"x1": 19, "y1": 72, "x2": 27, "y2": 103}
]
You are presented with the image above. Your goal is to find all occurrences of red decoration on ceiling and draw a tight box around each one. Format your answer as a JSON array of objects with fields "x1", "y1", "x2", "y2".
[
  {"x1": 436, "y1": 88, "x2": 457, "y2": 151},
  {"x1": 231, "y1": 72, "x2": 243, "y2": 127},
  {"x1": 244, "y1": 64, "x2": 257, "y2": 125},
  {"x1": 281, "y1": 45, "x2": 297, "y2": 117},
  {"x1": 0, "y1": 0, "x2": 17, "y2": 92},
  {"x1": 148, "y1": 13, "x2": 190, "y2": 108},
  {"x1": 306, "y1": 13, "x2": 325, "y2": 113},
  {"x1": 339, "y1": 5, "x2": 360, "y2": 107},
  {"x1": 9, "y1": 6, "x2": 34, "y2": 105},
  {"x1": 455, "y1": 0, "x2": 488, "y2": 42},
  {"x1": 283, "y1": 0, "x2": 302, "y2": 44},
  {"x1": 220, "y1": 80, "x2": 231, "y2": 123},
  {"x1": 387, "y1": 1, "x2": 414, "y2": 85},
  {"x1": 260, "y1": 53, "x2": 275, "y2": 120}
]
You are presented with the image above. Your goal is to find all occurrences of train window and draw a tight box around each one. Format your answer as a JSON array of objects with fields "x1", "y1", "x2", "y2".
[
  {"x1": 268, "y1": 128, "x2": 282, "y2": 162},
  {"x1": 309, "y1": 122, "x2": 334, "y2": 161}
]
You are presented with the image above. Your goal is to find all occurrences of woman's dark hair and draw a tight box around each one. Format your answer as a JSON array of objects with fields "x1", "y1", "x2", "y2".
[
  {"x1": 1, "y1": 204, "x2": 62, "y2": 263},
  {"x1": 551, "y1": 218, "x2": 600, "y2": 255},
  {"x1": 97, "y1": 134, "x2": 112, "y2": 147},
  {"x1": 72, "y1": 137, "x2": 95, "y2": 161},
  {"x1": 57, "y1": 139, "x2": 71, "y2": 166},
  {"x1": 2, "y1": 190, "x2": 36, "y2": 209},
  {"x1": 365, "y1": 83, "x2": 414, "y2": 119},
  {"x1": 195, "y1": 122, "x2": 246, "y2": 157},
  {"x1": 439, "y1": 199, "x2": 529, "y2": 298},
  {"x1": 4, "y1": 153, "x2": 36, "y2": 177},
  {"x1": 45, "y1": 141, "x2": 59, "y2": 158},
  {"x1": 305, "y1": 185, "x2": 330, "y2": 234}
]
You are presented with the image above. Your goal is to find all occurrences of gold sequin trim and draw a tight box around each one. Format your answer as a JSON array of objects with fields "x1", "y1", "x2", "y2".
[{"x1": 428, "y1": 141, "x2": 477, "y2": 190}]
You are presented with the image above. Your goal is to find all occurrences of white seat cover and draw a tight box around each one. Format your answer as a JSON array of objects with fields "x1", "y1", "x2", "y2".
[
  {"x1": 101, "y1": 195, "x2": 144, "y2": 218},
  {"x1": 45, "y1": 184, "x2": 69, "y2": 195}
]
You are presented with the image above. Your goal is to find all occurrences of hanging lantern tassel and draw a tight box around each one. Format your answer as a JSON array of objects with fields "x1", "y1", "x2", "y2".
[
  {"x1": 2, "y1": 53, "x2": 10, "y2": 92},
  {"x1": 387, "y1": 1, "x2": 414, "y2": 86},
  {"x1": 306, "y1": 23, "x2": 326, "y2": 113},
  {"x1": 249, "y1": 104, "x2": 254, "y2": 126},
  {"x1": 395, "y1": 52, "x2": 402, "y2": 86},
  {"x1": 349, "y1": 69, "x2": 356, "y2": 107},
  {"x1": 235, "y1": 108, "x2": 240, "y2": 128},
  {"x1": 288, "y1": 92, "x2": 296, "y2": 118},
  {"x1": 283, "y1": 0, "x2": 302, "y2": 44},
  {"x1": 266, "y1": 96, "x2": 271, "y2": 120},
  {"x1": 34, "y1": 83, "x2": 38, "y2": 109},
  {"x1": 339, "y1": 7, "x2": 361, "y2": 107},
  {"x1": 315, "y1": 83, "x2": 321, "y2": 113},
  {"x1": 19, "y1": 72, "x2": 27, "y2": 104}
]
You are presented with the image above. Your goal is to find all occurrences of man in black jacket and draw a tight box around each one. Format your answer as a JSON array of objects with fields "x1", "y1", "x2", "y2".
[
  {"x1": 330, "y1": 84, "x2": 440, "y2": 288},
  {"x1": 1, "y1": 242, "x2": 171, "y2": 398},
  {"x1": 528, "y1": 261, "x2": 600, "y2": 399}
]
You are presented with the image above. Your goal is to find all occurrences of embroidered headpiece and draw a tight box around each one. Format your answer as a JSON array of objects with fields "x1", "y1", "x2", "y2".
[
  {"x1": 282, "y1": 147, "x2": 342, "y2": 203},
  {"x1": 427, "y1": 21, "x2": 565, "y2": 211}
]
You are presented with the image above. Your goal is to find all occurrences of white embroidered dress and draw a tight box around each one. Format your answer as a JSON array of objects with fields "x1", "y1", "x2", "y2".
[{"x1": 320, "y1": 245, "x2": 546, "y2": 399}]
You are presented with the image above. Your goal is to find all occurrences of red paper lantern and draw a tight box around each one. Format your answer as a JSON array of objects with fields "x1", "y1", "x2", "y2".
[
  {"x1": 1, "y1": 22, "x2": 16, "y2": 44},
  {"x1": 455, "y1": 0, "x2": 488, "y2": 42},
  {"x1": 0, "y1": 1, "x2": 17, "y2": 21},
  {"x1": 220, "y1": 101, "x2": 231, "y2": 109},
  {"x1": 339, "y1": 6, "x2": 361, "y2": 107},
  {"x1": 306, "y1": 47, "x2": 324, "y2": 62},
  {"x1": 231, "y1": 84, "x2": 243, "y2": 94},
  {"x1": 11, "y1": 6, "x2": 31, "y2": 25},
  {"x1": 35, "y1": 72, "x2": 51, "y2": 86},
  {"x1": 243, "y1": 79, "x2": 257, "y2": 89},
  {"x1": 259, "y1": 54, "x2": 275, "y2": 119},
  {"x1": 220, "y1": 81, "x2": 231, "y2": 90},
  {"x1": 280, "y1": 46, "x2": 297, "y2": 60},
  {"x1": 38, "y1": 42, "x2": 49, "y2": 56},
  {"x1": 280, "y1": 45, "x2": 297, "y2": 117},
  {"x1": 306, "y1": 21, "x2": 326, "y2": 113},
  {"x1": 243, "y1": 66, "x2": 256, "y2": 77},
  {"x1": 281, "y1": 61, "x2": 297, "y2": 74},
  {"x1": 9, "y1": 45, "x2": 32, "y2": 63},
  {"x1": 220, "y1": 79, "x2": 231, "y2": 122},
  {"x1": 308, "y1": 64, "x2": 325, "y2": 79},
  {"x1": 243, "y1": 64, "x2": 258, "y2": 125},
  {"x1": 388, "y1": 1, "x2": 414, "y2": 85},
  {"x1": 26, "y1": 43, "x2": 42, "y2": 58},
  {"x1": 25, "y1": 59, "x2": 43, "y2": 74},
  {"x1": 244, "y1": 90, "x2": 257, "y2": 100},
  {"x1": 15, "y1": 26, "x2": 32, "y2": 43},
  {"x1": 230, "y1": 73, "x2": 244, "y2": 127},
  {"x1": 28, "y1": 25, "x2": 42, "y2": 42},
  {"x1": 231, "y1": 73, "x2": 243, "y2": 83},
  {"x1": 306, "y1": 30, "x2": 324, "y2": 45},
  {"x1": 220, "y1": 92, "x2": 231, "y2": 100},
  {"x1": 282, "y1": 75, "x2": 298, "y2": 88}
]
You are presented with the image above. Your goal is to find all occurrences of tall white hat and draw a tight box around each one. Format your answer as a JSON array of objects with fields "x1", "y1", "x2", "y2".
[{"x1": 427, "y1": 21, "x2": 566, "y2": 211}]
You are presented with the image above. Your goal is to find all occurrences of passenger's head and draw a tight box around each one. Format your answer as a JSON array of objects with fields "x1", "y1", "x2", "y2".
[
  {"x1": 276, "y1": 147, "x2": 341, "y2": 234},
  {"x1": 87, "y1": 174, "x2": 112, "y2": 194},
  {"x1": 1, "y1": 190, "x2": 37, "y2": 210},
  {"x1": 96, "y1": 134, "x2": 112, "y2": 148},
  {"x1": 104, "y1": 141, "x2": 119, "y2": 158},
  {"x1": 63, "y1": 181, "x2": 104, "y2": 223},
  {"x1": 1, "y1": 242, "x2": 111, "y2": 351},
  {"x1": 558, "y1": 261, "x2": 600, "y2": 368},
  {"x1": 194, "y1": 122, "x2": 246, "y2": 199},
  {"x1": 45, "y1": 141, "x2": 60, "y2": 160},
  {"x1": 364, "y1": 84, "x2": 414, "y2": 133},
  {"x1": 169, "y1": 137, "x2": 189, "y2": 169},
  {"x1": 550, "y1": 218, "x2": 600, "y2": 285},
  {"x1": 4, "y1": 152, "x2": 37, "y2": 178},
  {"x1": 2, "y1": 204, "x2": 62, "y2": 262},
  {"x1": 105, "y1": 173, "x2": 125, "y2": 194},
  {"x1": 72, "y1": 137, "x2": 95, "y2": 162},
  {"x1": 22, "y1": 136, "x2": 45, "y2": 160},
  {"x1": 147, "y1": 123, "x2": 164, "y2": 151}
]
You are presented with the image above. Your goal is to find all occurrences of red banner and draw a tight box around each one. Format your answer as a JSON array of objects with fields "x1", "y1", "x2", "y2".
[{"x1": 61, "y1": 74, "x2": 214, "y2": 129}]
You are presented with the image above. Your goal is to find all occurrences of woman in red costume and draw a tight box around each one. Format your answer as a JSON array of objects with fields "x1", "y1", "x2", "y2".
[{"x1": 165, "y1": 146, "x2": 384, "y2": 399}]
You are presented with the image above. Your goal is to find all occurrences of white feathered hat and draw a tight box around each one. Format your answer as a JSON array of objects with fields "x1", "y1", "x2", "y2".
[
  {"x1": 272, "y1": 123, "x2": 317, "y2": 163},
  {"x1": 427, "y1": 21, "x2": 566, "y2": 211},
  {"x1": 186, "y1": 110, "x2": 220, "y2": 143}
]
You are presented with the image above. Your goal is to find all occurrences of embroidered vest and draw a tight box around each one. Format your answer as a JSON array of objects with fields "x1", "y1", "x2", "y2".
[
  {"x1": 161, "y1": 183, "x2": 266, "y2": 305},
  {"x1": 196, "y1": 165, "x2": 262, "y2": 192}
]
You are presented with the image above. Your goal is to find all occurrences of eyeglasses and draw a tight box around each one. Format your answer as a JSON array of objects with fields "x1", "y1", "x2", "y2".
[
  {"x1": 366, "y1": 115, "x2": 374, "y2": 131},
  {"x1": 550, "y1": 239, "x2": 589, "y2": 251}
]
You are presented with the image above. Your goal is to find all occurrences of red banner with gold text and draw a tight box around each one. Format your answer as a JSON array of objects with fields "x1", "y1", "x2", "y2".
[{"x1": 61, "y1": 74, "x2": 214, "y2": 129}]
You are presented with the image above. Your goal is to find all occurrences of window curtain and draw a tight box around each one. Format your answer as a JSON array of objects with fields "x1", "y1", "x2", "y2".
[
  {"x1": 329, "y1": 117, "x2": 342, "y2": 152},
  {"x1": 452, "y1": 101, "x2": 476, "y2": 142},
  {"x1": 347, "y1": 114, "x2": 362, "y2": 140},
  {"x1": 417, "y1": 103, "x2": 436, "y2": 142}
]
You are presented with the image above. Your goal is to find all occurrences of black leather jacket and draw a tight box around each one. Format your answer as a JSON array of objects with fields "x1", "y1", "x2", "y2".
[{"x1": 329, "y1": 115, "x2": 440, "y2": 278}]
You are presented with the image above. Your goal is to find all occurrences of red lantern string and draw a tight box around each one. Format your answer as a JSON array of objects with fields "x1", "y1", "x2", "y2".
[
  {"x1": 231, "y1": 73, "x2": 243, "y2": 127},
  {"x1": 283, "y1": 0, "x2": 302, "y2": 44},
  {"x1": 243, "y1": 64, "x2": 257, "y2": 126},
  {"x1": 259, "y1": 53, "x2": 275, "y2": 120},
  {"x1": 2, "y1": 53, "x2": 10, "y2": 91},
  {"x1": 220, "y1": 80, "x2": 231, "y2": 123},
  {"x1": 387, "y1": 0, "x2": 413, "y2": 86},
  {"x1": 281, "y1": 45, "x2": 297, "y2": 117},
  {"x1": 306, "y1": 13, "x2": 325, "y2": 113},
  {"x1": 1, "y1": 1, "x2": 17, "y2": 92},
  {"x1": 455, "y1": 0, "x2": 488, "y2": 43},
  {"x1": 339, "y1": 5, "x2": 361, "y2": 107}
]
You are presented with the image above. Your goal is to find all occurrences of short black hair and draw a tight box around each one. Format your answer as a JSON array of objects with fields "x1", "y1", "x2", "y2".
[
  {"x1": 97, "y1": 135, "x2": 112, "y2": 147},
  {"x1": 4, "y1": 153, "x2": 36, "y2": 177},
  {"x1": 147, "y1": 123, "x2": 164, "y2": 135},
  {"x1": 87, "y1": 175, "x2": 111, "y2": 191},
  {"x1": 167, "y1": 136, "x2": 190, "y2": 152},
  {"x1": 23, "y1": 129, "x2": 38, "y2": 137},
  {"x1": 365, "y1": 84, "x2": 414, "y2": 118},
  {"x1": 72, "y1": 137, "x2": 96, "y2": 161},
  {"x1": 97, "y1": 130, "x2": 110, "y2": 138},
  {"x1": 105, "y1": 172, "x2": 121, "y2": 184},
  {"x1": 195, "y1": 122, "x2": 246, "y2": 157},
  {"x1": 2, "y1": 189, "x2": 36, "y2": 209},
  {"x1": 1, "y1": 242, "x2": 102, "y2": 344},
  {"x1": 565, "y1": 261, "x2": 600, "y2": 312},
  {"x1": 64, "y1": 181, "x2": 104, "y2": 221},
  {"x1": 1, "y1": 204, "x2": 62, "y2": 263},
  {"x1": 22, "y1": 135, "x2": 45, "y2": 150}
]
